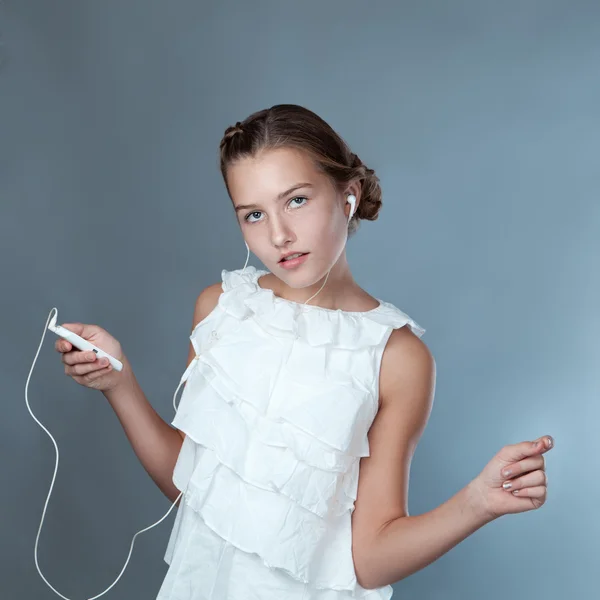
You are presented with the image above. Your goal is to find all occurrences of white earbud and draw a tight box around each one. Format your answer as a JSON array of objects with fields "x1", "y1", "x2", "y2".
[{"x1": 347, "y1": 194, "x2": 356, "y2": 222}]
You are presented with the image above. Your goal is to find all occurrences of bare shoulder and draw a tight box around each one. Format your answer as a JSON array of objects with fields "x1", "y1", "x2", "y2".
[
  {"x1": 376, "y1": 322, "x2": 436, "y2": 469},
  {"x1": 192, "y1": 281, "x2": 224, "y2": 327},
  {"x1": 379, "y1": 324, "x2": 436, "y2": 409}
]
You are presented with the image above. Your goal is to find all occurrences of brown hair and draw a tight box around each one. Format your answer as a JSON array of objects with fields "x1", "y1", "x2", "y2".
[{"x1": 218, "y1": 104, "x2": 382, "y2": 235}]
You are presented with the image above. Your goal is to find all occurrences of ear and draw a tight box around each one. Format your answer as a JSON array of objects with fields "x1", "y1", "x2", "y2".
[{"x1": 344, "y1": 178, "x2": 362, "y2": 215}]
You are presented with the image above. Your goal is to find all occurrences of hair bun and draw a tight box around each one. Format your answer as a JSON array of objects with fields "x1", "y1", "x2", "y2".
[{"x1": 349, "y1": 152, "x2": 381, "y2": 225}]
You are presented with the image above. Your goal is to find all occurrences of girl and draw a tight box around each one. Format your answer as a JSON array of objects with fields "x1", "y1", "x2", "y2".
[{"x1": 56, "y1": 104, "x2": 553, "y2": 599}]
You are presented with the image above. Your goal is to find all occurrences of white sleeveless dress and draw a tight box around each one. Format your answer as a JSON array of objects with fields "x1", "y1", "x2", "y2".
[{"x1": 157, "y1": 266, "x2": 425, "y2": 600}]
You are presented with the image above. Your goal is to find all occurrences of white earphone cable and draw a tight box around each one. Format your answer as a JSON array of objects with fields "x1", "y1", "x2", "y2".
[{"x1": 26, "y1": 310, "x2": 184, "y2": 599}]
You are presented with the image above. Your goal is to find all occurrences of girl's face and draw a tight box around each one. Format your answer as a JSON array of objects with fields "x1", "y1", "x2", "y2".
[{"x1": 227, "y1": 147, "x2": 356, "y2": 289}]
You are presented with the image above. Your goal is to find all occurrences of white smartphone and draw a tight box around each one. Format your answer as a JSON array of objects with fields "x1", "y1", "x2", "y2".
[{"x1": 48, "y1": 319, "x2": 123, "y2": 372}]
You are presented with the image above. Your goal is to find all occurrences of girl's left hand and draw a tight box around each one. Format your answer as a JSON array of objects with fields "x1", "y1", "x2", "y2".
[{"x1": 470, "y1": 435, "x2": 554, "y2": 521}]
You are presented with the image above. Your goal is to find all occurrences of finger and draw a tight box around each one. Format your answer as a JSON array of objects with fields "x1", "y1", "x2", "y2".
[
  {"x1": 63, "y1": 350, "x2": 100, "y2": 366},
  {"x1": 501, "y1": 455, "x2": 545, "y2": 479},
  {"x1": 503, "y1": 469, "x2": 547, "y2": 491},
  {"x1": 73, "y1": 365, "x2": 112, "y2": 385},
  {"x1": 83, "y1": 364, "x2": 112, "y2": 381},
  {"x1": 537, "y1": 436, "x2": 554, "y2": 452},
  {"x1": 506, "y1": 436, "x2": 554, "y2": 462},
  {"x1": 66, "y1": 357, "x2": 110, "y2": 376},
  {"x1": 509, "y1": 485, "x2": 547, "y2": 499},
  {"x1": 55, "y1": 340, "x2": 71, "y2": 352}
]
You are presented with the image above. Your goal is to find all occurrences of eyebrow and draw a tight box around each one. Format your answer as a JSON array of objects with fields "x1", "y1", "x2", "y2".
[{"x1": 234, "y1": 183, "x2": 314, "y2": 213}]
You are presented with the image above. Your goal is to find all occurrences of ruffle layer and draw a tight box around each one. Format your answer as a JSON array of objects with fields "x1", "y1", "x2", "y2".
[
  {"x1": 172, "y1": 360, "x2": 360, "y2": 518},
  {"x1": 169, "y1": 354, "x2": 380, "y2": 594},
  {"x1": 218, "y1": 266, "x2": 426, "y2": 350},
  {"x1": 168, "y1": 447, "x2": 390, "y2": 598},
  {"x1": 202, "y1": 342, "x2": 374, "y2": 455},
  {"x1": 160, "y1": 499, "x2": 393, "y2": 600}
]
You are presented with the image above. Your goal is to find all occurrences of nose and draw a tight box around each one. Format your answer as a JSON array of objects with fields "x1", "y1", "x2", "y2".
[{"x1": 269, "y1": 214, "x2": 296, "y2": 248}]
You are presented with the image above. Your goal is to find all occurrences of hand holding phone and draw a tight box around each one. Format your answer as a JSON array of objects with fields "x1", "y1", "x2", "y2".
[{"x1": 48, "y1": 314, "x2": 125, "y2": 392}]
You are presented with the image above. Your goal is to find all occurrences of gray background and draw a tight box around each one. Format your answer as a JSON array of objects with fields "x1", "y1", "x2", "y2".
[{"x1": 1, "y1": 1, "x2": 597, "y2": 598}]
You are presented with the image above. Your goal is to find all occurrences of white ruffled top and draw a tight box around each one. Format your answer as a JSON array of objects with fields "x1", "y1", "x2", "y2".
[{"x1": 157, "y1": 267, "x2": 425, "y2": 600}]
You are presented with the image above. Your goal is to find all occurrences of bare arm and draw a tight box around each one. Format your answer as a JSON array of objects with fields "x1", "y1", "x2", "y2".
[
  {"x1": 103, "y1": 282, "x2": 223, "y2": 503},
  {"x1": 359, "y1": 480, "x2": 492, "y2": 588},
  {"x1": 103, "y1": 360, "x2": 185, "y2": 503},
  {"x1": 351, "y1": 326, "x2": 495, "y2": 589}
]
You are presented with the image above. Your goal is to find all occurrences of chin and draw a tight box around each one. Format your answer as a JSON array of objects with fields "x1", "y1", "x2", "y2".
[{"x1": 276, "y1": 262, "x2": 332, "y2": 289}]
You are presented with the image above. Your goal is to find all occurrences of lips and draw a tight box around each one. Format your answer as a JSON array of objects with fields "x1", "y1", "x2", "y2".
[{"x1": 279, "y1": 252, "x2": 308, "y2": 263}]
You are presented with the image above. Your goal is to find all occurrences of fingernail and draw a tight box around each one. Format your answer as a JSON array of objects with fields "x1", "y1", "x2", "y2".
[
  {"x1": 502, "y1": 469, "x2": 511, "y2": 477},
  {"x1": 546, "y1": 437, "x2": 553, "y2": 448},
  {"x1": 88, "y1": 353, "x2": 96, "y2": 360}
]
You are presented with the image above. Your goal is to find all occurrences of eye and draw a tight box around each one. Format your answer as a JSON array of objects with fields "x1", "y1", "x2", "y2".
[
  {"x1": 289, "y1": 196, "x2": 308, "y2": 209},
  {"x1": 245, "y1": 210, "x2": 263, "y2": 223},
  {"x1": 243, "y1": 197, "x2": 308, "y2": 224}
]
